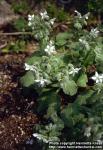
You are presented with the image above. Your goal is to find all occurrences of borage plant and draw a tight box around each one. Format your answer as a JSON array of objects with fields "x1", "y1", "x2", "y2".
[{"x1": 21, "y1": 10, "x2": 103, "y2": 149}]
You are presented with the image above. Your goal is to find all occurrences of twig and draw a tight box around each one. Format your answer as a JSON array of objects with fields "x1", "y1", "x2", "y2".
[
  {"x1": 0, "y1": 32, "x2": 33, "y2": 36},
  {"x1": 0, "y1": 42, "x2": 7, "y2": 49}
]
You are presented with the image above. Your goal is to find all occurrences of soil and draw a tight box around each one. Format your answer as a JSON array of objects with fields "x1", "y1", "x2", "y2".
[{"x1": 0, "y1": 53, "x2": 38, "y2": 150}]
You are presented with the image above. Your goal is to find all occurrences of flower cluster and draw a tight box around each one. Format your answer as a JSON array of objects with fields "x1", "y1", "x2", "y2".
[
  {"x1": 74, "y1": 10, "x2": 82, "y2": 18},
  {"x1": 44, "y1": 41, "x2": 56, "y2": 55},
  {"x1": 28, "y1": 11, "x2": 55, "y2": 41},
  {"x1": 91, "y1": 72, "x2": 103, "y2": 84},
  {"x1": 25, "y1": 63, "x2": 37, "y2": 72},
  {"x1": 35, "y1": 77, "x2": 50, "y2": 87},
  {"x1": 69, "y1": 66, "x2": 81, "y2": 76},
  {"x1": 25, "y1": 63, "x2": 50, "y2": 87},
  {"x1": 75, "y1": 10, "x2": 90, "y2": 20},
  {"x1": 74, "y1": 10, "x2": 90, "y2": 29},
  {"x1": 40, "y1": 10, "x2": 49, "y2": 20},
  {"x1": 28, "y1": 14, "x2": 35, "y2": 30},
  {"x1": 28, "y1": 10, "x2": 55, "y2": 29},
  {"x1": 90, "y1": 28, "x2": 99, "y2": 38},
  {"x1": 79, "y1": 38, "x2": 90, "y2": 50},
  {"x1": 40, "y1": 10, "x2": 56, "y2": 24}
]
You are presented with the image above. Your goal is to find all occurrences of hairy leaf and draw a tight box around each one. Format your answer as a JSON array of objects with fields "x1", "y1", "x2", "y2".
[
  {"x1": 61, "y1": 78, "x2": 78, "y2": 96},
  {"x1": 56, "y1": 32, "x2": 70, "y2": 46},
  {"x1": 77, "y1": 73, "x2": 88, "y2": 87},
  {"x1": 20, "y1": 71, "x2": 35, "y2": 87}
]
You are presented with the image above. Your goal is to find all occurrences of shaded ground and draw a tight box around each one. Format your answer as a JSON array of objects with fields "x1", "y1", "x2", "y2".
[
  {"x1": 0, "y1": 53, "x2": 38, "y2": 150},
  {"x1": 0, "y1": 0, "x2": 18, "y2": 28}
]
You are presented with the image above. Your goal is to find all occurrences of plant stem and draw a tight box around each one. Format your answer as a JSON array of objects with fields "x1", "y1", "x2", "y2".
[{"x1": 0, "y1": 32, "x2": 33, "y2": 36}]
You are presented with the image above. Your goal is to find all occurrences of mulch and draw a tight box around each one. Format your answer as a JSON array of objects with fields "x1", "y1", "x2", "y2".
[{"x1": 0, "y1": 53, "x2": 38, "y2": 150}]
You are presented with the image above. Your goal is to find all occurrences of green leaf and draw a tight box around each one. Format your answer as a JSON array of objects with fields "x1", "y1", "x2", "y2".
[
  {"x1": 20, "y1": 71, "x2": 35, "y2": 87},
  {"x1": 75, "y1": 90, "x2": 94, "y2": 105},
  {"x1": 56, "y1": 32, "x2": 70, "y2": 46},
  {"x1": 95, "y1": 51, "x2": 103, "y2": 63},
  {"x1": 77, "y1": 73, "x2": 88, "y2": 87},
  {"x1": 61, "y1": 104, "x2": 75, "y2": 127},
  {"x1": 38, "y1": 91, "x2": 61, "y2": 114},
  {"x1": 74, "y1": 22, "x2": 82, "y2": 30},
  {"x1": 14, "y1": 18, "x2": 27, "y2": 31},
  {"x1": 61, "y1": 78, "x2": 77, "y2": 96},
  {"x1": 61, "y1": 107, "x2": 73, "y2": 127},
  {"x1": 61, "y1": 104, "x2": 83, "y2": 127},
  {"x1": 46, "y1": 107, "x2": 64, "y2": 129},
  {"x1": 26, "y1": 52, "x2": 42, "y2": 65}
]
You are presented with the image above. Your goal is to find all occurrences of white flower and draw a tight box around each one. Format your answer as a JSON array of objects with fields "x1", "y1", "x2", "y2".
[
  {"x1": 69, "y1": 67, "x2": 81, "y2": 76},
  {"x1": 28, "y1": 21, "x2": 32, "y2": 26},
  {"x1": 83, "y1": 12, "x2": 90, "y2": 20},
  {"x1": 79, "y1": 38, "x2": 90, "y2": 50},
  {"x1": 49, "y1": 18, "x2": 56, "y2": 25},
  {"x1": 28, "y1": 14, "x2": 35, "y2": 27},
  {"x1": 90, "y1": 28, "x2": 99, "y2": 38},
  {"x1": 40, "y1": 10, "x2": 49, "y2": 20},
  {"x1": 75, "y1": 10, "x2": 90, "y2": 20},
  {"x1": 28, "y1": 22, "x2": 31, "y2": 26},
  {"x1": 33, "y1": 133, "x2": 48, "y2": 143},
  {"x1": 25, "y1": 63, "x2": 37, "y2": 72},
  {"x1": 84, "y1": 127, "x2": 91, "y2": 137},
  {"x1": 91, "y1": 72, "x2": 103, "y2": 84},
  {"x1": 75, "y1": 10, "x2": 82, "y2": 18},
  {"x1": 44, "y1": 41, "x2": 56, "y2": 55},
  {"x1": 35, "y1": 78, "x2": 50, "y2": 87},
  {"x1": 28, "y1": 14, "x2": 34, "y2": 21},
  {"x1": 35, "y1": 34, "x2": 39, "y2": 40}
]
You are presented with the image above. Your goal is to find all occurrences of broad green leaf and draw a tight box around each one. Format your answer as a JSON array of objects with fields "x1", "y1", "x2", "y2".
[
  {"x1": 61, "y1": 78, "x2": 78, "y2": 96},
  {"x1": 56, "y1": 32, "x2": 70, "y2": 46},
  {"x1": 26, "y1": 52, "x2": 41, "y2": 65},
  {"x1": 77, "y1": 73, "x2": 88, "y2": 87},
  {"x1": 56, "y1": 39, "x2": 67, "y2": 46},
  {"x1": 20, "y1": 71, "x2": 35, "y2": 87}
]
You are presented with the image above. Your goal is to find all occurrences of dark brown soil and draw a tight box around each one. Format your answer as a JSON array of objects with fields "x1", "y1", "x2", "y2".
[{"x1": 0, "y1": 53, "x2": 38, "y2": 150}]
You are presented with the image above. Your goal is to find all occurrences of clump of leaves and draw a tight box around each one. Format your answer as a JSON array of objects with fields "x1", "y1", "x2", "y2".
[
  {"x1": 12, "y1": 0, "x2": 29, "y2": 14},
  {"x1": 21, "y1": 10, "x2": 103, "y2": 149},
  {"x1": 47, "y1": 3, "x2": 69, "y2": 22},
  {"x1": 88, "y1": 0, "x2": 103, "y2": 13},
  {"x1": 13, "y1": 17, "x2": 28, "y2": 32},
  {"x1": 8, "y1": 40, "x2": 26, "y2": 53},
  {"x1": 88, "y1": 0, "x2": 103, "y2": 24}
]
